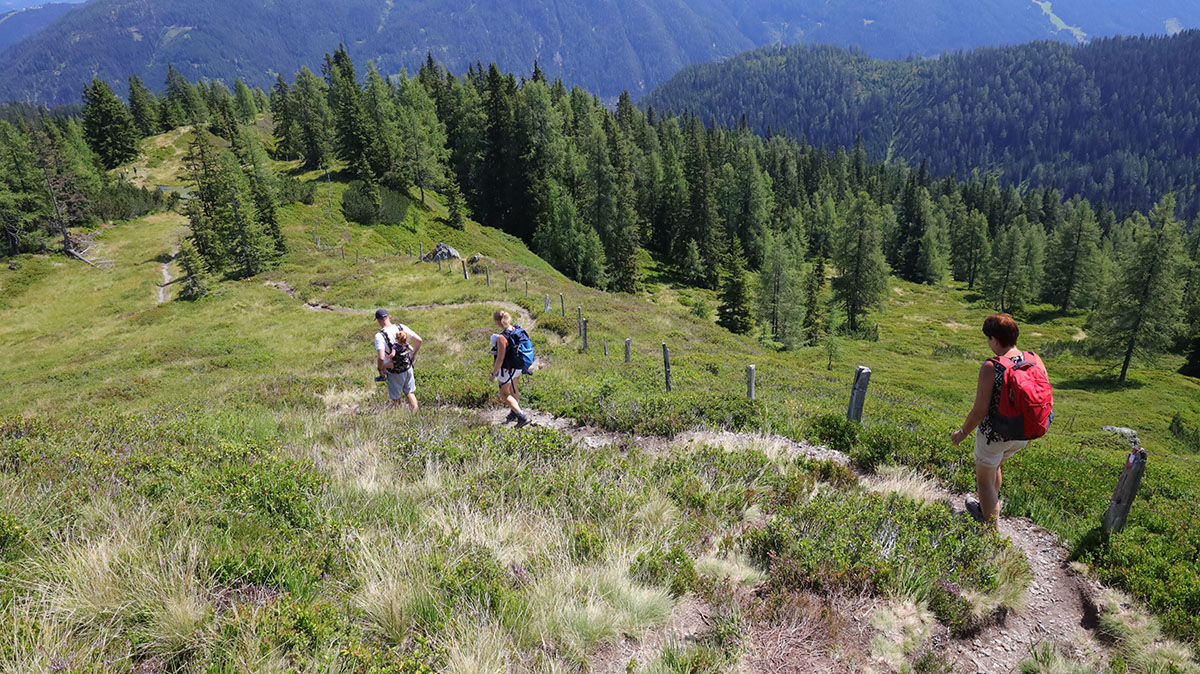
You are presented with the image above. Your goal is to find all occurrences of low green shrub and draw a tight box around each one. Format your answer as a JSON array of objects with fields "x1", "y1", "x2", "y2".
[
  {"x1": 807, "y1": 413, "x2": 859, "y2": 454},
  {"x1": 631, "y1": 545, "x2": 698, "y2": 598},
  {"x1": 535, "y1": 314, "x2": 574, "y2": 337},
  {"x1": 744, "y1": 491, "x2": 1014, "y2": 627},
  {"x1": 0, "y1": 512, "x2": 26, "y2": 558},
  {"x1": 515, "y1": 295, "x2": 541, "y2": 319}
]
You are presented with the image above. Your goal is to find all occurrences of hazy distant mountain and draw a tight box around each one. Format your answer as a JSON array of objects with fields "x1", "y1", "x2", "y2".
[
  {"x1": 0, "y1": 2, "x2": 79, "y2": 51},
  {"x1": 0, "y1": 0, "x2": 1196, "y2": 105}
]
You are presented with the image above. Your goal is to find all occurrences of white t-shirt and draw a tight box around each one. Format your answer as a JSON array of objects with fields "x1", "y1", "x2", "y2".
[{"x1": 374, "y1": 324, "x2": 416, "y2": 364}]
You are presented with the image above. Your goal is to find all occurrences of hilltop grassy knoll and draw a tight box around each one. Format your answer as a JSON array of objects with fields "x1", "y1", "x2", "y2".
[{"x1": 0, "y1": 129, "x2": 1197, "y2": 671}]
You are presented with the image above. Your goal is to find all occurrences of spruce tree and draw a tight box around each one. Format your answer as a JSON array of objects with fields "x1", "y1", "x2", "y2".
[
  {"x1": 1091, "y1": 195, "x2": 1187, "y2": 383},
  {"x1": 1045, "y1": 199, "x2": 1103, "y2": 312},
  {"x1": 176, "y1": 240, "x2": 208, "y2": 300},
  {"x1": 831, "y1": 192, "x2": 890, "y2": 332},
  {"x1": 681, "y1": 238, "x2": 704, "y2": 285},
  {"x1": 717, "y1": 236, "x2": 754, "y2": 334},
  {"x1": 800, "y1": 262, "x2": 824, "y2": 346},
  {"x1": 82, "y1": 78, "x2": 140, "y2": 170},
  {"x1": 980, "y1": 221, "x2": 1028, "y2": 313},
  {"x1": 127, "y1": 75, "x2": 159, "y2": 137}
]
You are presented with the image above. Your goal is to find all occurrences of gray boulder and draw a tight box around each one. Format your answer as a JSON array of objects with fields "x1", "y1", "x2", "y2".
[
  {"x1": 1102, "y1": 425, "x2": 1141, "y2": 448},
  {"x1": 422, "y1": 242, "x2": 461, "y2": 262}
]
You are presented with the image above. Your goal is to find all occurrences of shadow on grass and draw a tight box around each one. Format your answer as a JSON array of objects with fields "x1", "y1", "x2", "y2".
[
  {"x1": 1056, "y1": 375, "x2": 1145, "y2": 392},
  {"x1": 1069, "y1": 526, "x2": 1108, "y2": 561}
]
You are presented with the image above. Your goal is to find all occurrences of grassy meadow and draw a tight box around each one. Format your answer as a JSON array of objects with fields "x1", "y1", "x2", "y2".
[{"x1": 1, "y1": 128, "x2": 1197, "y2": 672}]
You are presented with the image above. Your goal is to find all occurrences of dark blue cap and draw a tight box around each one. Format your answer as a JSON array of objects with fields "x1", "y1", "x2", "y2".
[{"x1": 374, "y1": 308, "x2": 388, "y2": 319}]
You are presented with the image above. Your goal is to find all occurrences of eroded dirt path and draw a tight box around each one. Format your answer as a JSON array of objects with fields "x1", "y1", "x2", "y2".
[
  {"x1": 157, "y1": 248, "x2": 178, "y2": 305},
  {"x1": 266, "y1": 280, "x2": 532, "y2": 322}
]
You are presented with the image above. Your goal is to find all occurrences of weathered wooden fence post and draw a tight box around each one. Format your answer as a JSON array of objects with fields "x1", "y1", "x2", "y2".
[
  {"x1": 847, "y1": 365, "x2": 871, "y2": 422},
  {"x1": 662, "y1": 342, "x2": 672, "y2": 392},
  {"x1": 577, "y1": 307, "x2": 582, "y2": 337},
  {"x1": 485, "y1": 266, "x2": 491, "y2": 286},
  {"x1": 419, "y1": 242, "x2": 423, "y2": 259},
  {"x1": 625, "y1": 338, "x2": 631, "y2": 363},
  {"x1": 525, "y1": 280, "x2": 529, "y2": 298},
  {"x1": 604, "y1": 339, "x2": 609, "y2": 358},
  {"x1": 560, "y1": 293, "x2": 565, "y2": 317},
  {"x1": 355, "y1": 248, "x2": 359, "y2": 263},
  {"x1": 582, "y1": 318, "x2": 588, "y2": 350},
  {"x1": 504, "y1": 275, "x2": 508, "y2": 292},
  {"x1": 340, "y1": 244, "x2": 345, "y2": 259},
  {"x1": 544, "y1": 294, "x2": 551, "y2": 314},
  {"x1": 316, "y1": 236, "x2": 321, "y2": 250},
  {"x1": 1102, "y1": 449, "x2": 1148, "y2": 534},
  {"x1": 462, "y1": 260, "x2": 469, "y2": 280},
  {"x1": 747, "y1": 364, "x2": 756, "y2": 399}
]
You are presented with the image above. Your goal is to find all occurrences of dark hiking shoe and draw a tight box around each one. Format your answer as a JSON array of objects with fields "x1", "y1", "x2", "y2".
[
  {"x1": 504, "y1": 411, "x2": 518, "y2": 424},
  {"x1": 965, "y1": 498, "x2": 986, "y2": 523},
  {"x1": 514, "y1": 414, "x2": 531, "y2": 429}
]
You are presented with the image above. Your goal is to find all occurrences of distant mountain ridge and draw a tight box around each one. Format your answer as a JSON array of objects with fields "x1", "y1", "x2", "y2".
[
  {"x1": 642, "y1": 31, "x2": 1200, "y2": 219},
  {"x1": 1, "y1": 0, "x2": 1197, "y2": 105},
  {"x1": 0, "y1": 1, "x2": 79, "y2": 51}
]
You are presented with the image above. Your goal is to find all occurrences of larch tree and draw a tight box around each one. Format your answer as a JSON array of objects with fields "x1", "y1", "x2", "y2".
[
  {"x1": 951, "y1": 208, "x2": 990, "y2": 289},
  {"x1": 1045, "y1": 198, "x2": 1103, "y2": 312},
  {"x1": 1090, "y1": 195, "x2": 1188, "y2": 383},
  {"x1": 233, "y1": 77, "x2": 259, "y2": 123},
  {"x1": 757, "y1": 229, "x2": 806, "y2": 348},
  {"x1": 397, "y1": 73, "x2": 449, "y2": 205},
  {"x1": 832, "y1": 192, "x2": 889, "y2": 332}
]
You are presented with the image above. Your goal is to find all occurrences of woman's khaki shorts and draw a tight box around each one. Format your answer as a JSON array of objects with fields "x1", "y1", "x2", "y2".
[{"x1": 974, "y1": 428, "x2": 1027, "y2": 468}]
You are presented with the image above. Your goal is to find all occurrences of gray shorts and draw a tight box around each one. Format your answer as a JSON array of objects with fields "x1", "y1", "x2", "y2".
[
  {"x1": 974, "y1": 428, "x2": 1026, "y2": 468},
  {"x1": 385, "y1": 368, "x2": 415, "y2": 399}
]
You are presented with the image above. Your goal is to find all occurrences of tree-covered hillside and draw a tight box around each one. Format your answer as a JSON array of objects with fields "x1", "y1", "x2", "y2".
[
  {"x1": 643, "y1": 31, "x2": 1200, "y2": 220},
  {"x1": 0, "y1": 2, "x2": 78, "y2": 51},
  {"x1": 3, "y1": 0, "x2": 1199, "y2": 105}
]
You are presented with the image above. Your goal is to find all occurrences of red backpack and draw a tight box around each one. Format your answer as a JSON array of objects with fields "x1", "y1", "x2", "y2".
[{"x1": 989, "y1": 351, "x2": 1053, "y2": 440}]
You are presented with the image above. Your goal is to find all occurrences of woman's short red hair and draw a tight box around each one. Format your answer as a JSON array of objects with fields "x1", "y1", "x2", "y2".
[{"x1": 983, "y1": 314, "x2": 1019, "y2": 348}]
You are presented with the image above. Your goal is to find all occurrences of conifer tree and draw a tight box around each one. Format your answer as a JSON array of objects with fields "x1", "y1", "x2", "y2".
[
  {"x1": 127, "y1": 75, "x2": 159, "y2": 137},
  {"x1": 757, "y1": 229, "x2": 806, "y2": 347},
  {"x1": 832, "y1": 192, "x2": 889, "y2": 332},
  {"x1": 717, "y1": 236, "x2": 754, "y2": 334},
  {"x1": 950, "y1": 209, "x2": 990, "y2": 288},
  {"x1": 1045, "y1": 199, "x2": 1103, "y2": 312},
  {"x1": 176, "y1": 239, "x2": 208, "y2": 300},
  {"x1": 980, "y1": 217, "x2": 1037, "y2": 313},
  {"x1": 445, "y1": 175, "x2": 467, "y2": 230},
  {"x1": 82, "y1": 78, "x2": 140, "y2": 169},
  {"x1": 291, "y1": 66, "x2": 334, "y2": 168},
  {"x1": 800, "y1": 262, "x2": 824, "y2": 346},
  {"x1": 0, "y1": 121, "x2": 50, "y2": 255},
  {"x1": 397, "y1": 73, "x2": 449, "y2": 204},
  {"x1": 1091, "y1": 195, "x2": 1187, "y2": 383},
  {"x1": 681, "y1": 238, "x2": 704, "y2": 285},
  {"x1": 233, "y1": 77, "x2": 258, "y2": 123}
]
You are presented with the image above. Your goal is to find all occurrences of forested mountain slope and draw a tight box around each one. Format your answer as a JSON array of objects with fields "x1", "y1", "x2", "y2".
[
  {"x1": 0, "y1": 2, "x2": 77, "y2": 50},
  {"x1": 643, "y1": 31, "x2": 1200, "y2": 220},
  {"x1": 2, "y1": 0, "x2": 1199, "y2": 105}
]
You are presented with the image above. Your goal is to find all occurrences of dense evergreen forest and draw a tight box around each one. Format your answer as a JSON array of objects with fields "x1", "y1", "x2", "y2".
[
  {"x1": 643, "y1": 31, "x2": 1200, "y2": 221},
  {"x1": 4, "y1": 50, "x2": 1198, "y2": 377},
  {"x1": 4, "y1": 0, "x2": 1198, "y2": 106}
]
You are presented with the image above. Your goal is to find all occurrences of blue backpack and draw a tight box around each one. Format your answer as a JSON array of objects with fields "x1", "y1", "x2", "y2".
[{"x1": 502, "y1": 326, "x2": 535, "y2": 373}]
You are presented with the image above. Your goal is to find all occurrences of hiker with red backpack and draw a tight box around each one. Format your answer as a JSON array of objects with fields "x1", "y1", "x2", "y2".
[
  {"x1": 950, "y1": 314, "x2": 1053, "y2": 527},
  {"x1": 490, "y1": 310, "x2": 535, "y2": 428}
]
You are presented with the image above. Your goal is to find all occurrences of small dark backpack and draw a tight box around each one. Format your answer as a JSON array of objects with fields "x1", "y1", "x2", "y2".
[{"x1": 380, "y1": 329, "x2": 412, "y2": 373}]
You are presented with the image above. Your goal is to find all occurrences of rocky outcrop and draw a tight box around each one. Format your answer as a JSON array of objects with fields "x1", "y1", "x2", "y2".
[{"x1": 422, "y1": 243, "x2": 461, "y2": 262}]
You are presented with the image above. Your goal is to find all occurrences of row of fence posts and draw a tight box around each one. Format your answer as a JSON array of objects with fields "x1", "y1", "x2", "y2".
[{"x1": 318, "y1": 234, "x2": 1148, "y2": 537}]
